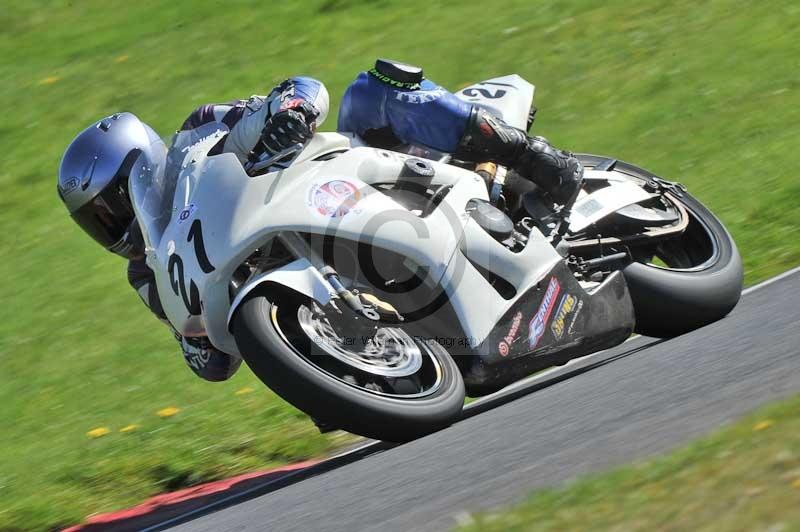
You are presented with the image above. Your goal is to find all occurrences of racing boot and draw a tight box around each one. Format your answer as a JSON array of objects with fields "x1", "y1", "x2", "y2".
[{"x1": 455, "y1": 108, "x2": 584, "y2": 206}]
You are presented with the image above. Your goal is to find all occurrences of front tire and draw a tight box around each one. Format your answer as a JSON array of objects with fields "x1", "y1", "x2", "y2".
[{"x1": 232, "y1": 288, "x2": 465, "y2": 442}]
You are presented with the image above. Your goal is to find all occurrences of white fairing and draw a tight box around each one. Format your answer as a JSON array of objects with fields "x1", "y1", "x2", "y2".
[
  {"x1": 455, "y1": 74, "x2": 535, "y2": 130},
  {"x1": 568, "y1": 171, "x2": 653, "y2": 232},
  {"x1": 131, "y1": 76, "x2": 653, "y2": 357},
  {"x1": 225, "y1": 258, "x2": 334, "y2": 327},
  {"x1": 150, "y1": 136, "x2": 520, "y2": 353}
]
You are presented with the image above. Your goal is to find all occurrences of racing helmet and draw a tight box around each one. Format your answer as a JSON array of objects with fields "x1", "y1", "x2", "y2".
[{"x1": 57, "y1": 112, "x2": 165, "y2": 258}]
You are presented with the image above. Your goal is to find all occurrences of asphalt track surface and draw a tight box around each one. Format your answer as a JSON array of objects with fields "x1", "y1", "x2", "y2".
[{"x1": 163, "y1": 268, "x2": 800, "y2": 532}]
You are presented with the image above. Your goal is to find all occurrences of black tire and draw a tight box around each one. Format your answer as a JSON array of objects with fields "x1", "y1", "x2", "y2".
[
  {"x1": 578, "y1": 154, "x2": 743, "y2": 338},
  {"x1": 232, "y1": 288, "x2": 465, "y2": 442}
]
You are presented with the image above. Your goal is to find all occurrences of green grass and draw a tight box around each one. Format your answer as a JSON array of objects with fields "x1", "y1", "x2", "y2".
[
  {"x1": 459, "y1": 393, "x2": 800, "y2": 531},
  {"x1": 1, "y1": 0, "x2": 798, "y2": 530}
]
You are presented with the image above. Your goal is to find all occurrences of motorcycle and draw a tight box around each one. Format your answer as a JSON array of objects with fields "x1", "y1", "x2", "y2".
[{"x1": 129, "y1": 75, "x2": 742, "y2": 442}]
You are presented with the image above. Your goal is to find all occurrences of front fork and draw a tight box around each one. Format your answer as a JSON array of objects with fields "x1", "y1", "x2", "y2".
[{"x1": 278, "y1": 231, "x2": 396, "y2": 322}]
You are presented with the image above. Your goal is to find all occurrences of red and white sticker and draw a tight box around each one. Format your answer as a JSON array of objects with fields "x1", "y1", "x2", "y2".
[
  {"x1": 497, "y1": 311, "x2": 523, "y2": 357},
  {"x1": 306, "y1": 179, "x2": 363, "y2": 218}
]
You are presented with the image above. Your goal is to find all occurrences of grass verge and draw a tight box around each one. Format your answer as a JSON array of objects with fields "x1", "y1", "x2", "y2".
[
  {"x1": 1, "y1": 0, "x2": 798, "y2": 530},
  {"x1": 459, "y1": 393, "x2": 800, "y2": 531}
]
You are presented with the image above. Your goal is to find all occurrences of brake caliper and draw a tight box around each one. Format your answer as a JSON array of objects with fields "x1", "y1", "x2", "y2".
[{"x1": 358, "y1": 292, "x2": 405, "y2": 324}]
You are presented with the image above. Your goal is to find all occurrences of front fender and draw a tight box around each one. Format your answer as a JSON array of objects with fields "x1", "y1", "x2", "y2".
[{"x1": 226, "y1": 258, "x2": 334, "y2": 330}]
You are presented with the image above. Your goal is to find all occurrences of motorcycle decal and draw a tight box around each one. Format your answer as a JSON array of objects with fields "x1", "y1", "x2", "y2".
[
  {"x1": 166, "y1": 220, "x2": 217, "y2": 316},
  {"x1": 567, "y1": 299, "x2": 585, "y2": 335},
  {"x1": 187, "y1": 219, "x2": 216, "y2": 274},
  {"x1": 179, "y1": 128, "x2": 227, "y2": 154},
  {"x1": 575, "y1": 198, "x2": 603, "y2": 218},
  {"x1": 461, "y1": 87, "x2": 507, "y2": 99},
  {"x1": 550, "y1": 293, "x2": 578, "y2": 340},
  {"x1": 498, "y1": 311, "x2": 523, "y2": 357},
  {"x1": 168, "y1": 253, "x2": 202, "y2": 316},
  {"x1": 177, "y1": 203, "x2": 196, "y2": 225},
  {"x1": 307, "y1": 179, "x2": 363, "y2": 218},
  {"x1": 528, "y1": 277, "x2": 560, "y2": 349}
]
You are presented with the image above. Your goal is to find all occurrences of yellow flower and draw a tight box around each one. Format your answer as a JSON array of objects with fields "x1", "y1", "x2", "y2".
[
  {"x1": 87, "y1": 427, "x2": 111, "y2": 438},
  {"x1": 115, "y1": 55, "x2": 129, "y2": 63},
  {"x1": 792, "y1": 478, "x2": 800, "y2": 490},
  {"x1": 120, "y1": 424, "x2": 139, "y2": 433},
  {"x1": 235, "y1": 387, "x2": 255, "y2": 396},
  {"x1": 753, "y1": 420, "x2": 774, "y2": 431},
  {"x1": 157, "y1": 407, "x2": 180, "y2": 418},
  {"x1": 39, "y1": 76, "x2": 61, "y2": 85}
]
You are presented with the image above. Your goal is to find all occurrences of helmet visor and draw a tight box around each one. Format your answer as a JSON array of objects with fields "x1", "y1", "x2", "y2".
[{"x1": 70, "y1": 176, "x2": 135, "y2": 249}]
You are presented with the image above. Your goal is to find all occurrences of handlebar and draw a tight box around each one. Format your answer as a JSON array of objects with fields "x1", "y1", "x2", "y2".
[{"x1": 244, "y1": 143, "x2": 305, "y2": 176}]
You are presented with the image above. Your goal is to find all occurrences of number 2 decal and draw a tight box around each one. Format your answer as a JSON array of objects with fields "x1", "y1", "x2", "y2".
[
  {"x1": 169, "y1": 219, "x2": 215, "y2": 315},
  {"x1": 168, "y1": 254, "x2": 201, "y2": 315},
  {"x1": 461, "y1": 88, "x2": 507, "y2": 99}
]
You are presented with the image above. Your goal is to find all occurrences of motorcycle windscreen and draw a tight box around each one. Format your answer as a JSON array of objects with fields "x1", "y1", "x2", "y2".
[{"x1": 129, "y1": 122, "x2": 228, "y2": 250}]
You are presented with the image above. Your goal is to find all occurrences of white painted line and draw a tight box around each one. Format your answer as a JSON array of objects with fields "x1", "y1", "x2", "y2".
[
  {"x1": 328, "y1": 440, "x2": 380, "y2": 458},
  {"x1": 742, "y1": 265, "x2": 800, "y2": 295}
]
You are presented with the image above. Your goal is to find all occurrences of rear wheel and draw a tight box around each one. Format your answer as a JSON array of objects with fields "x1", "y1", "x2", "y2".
[
  {"x1": 577, "y1": 155, "x2": 743, "y2": 338},
  {"x1": 232, "y1": 288, "x2": 465, "y2": 442}
]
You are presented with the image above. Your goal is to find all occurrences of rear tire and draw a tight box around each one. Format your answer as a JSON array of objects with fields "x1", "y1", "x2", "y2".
[
  {"x1": 232, "y1": 288, "x2": 465, "y2": 442},
  {"x1": 578, "y1": 155, "x2": 743, "y2": 338}
]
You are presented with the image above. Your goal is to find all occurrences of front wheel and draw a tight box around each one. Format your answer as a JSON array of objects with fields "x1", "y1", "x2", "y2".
[{"x1": 232, "y1": 288, "x2": 465, "y2": 442}]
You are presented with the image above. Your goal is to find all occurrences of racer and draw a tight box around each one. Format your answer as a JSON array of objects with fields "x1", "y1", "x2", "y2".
[{"x1": 56, "y1": 60, "x2": 582, "y2": 383}]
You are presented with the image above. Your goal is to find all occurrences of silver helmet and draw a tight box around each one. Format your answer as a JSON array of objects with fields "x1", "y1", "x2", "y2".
[{"x1": 57, "y1": 112, "x2": 165, "y2": 257}]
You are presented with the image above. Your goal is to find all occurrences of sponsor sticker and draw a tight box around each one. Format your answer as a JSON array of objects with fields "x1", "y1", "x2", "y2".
[
  {"x1": 528, "y1": 277, "x2": 561, "y2": 349},
  {"x1": 307, "y1": 179, "x2": 363, "y2": 218},
  {"x1": 550, "y1": 293, "x2": 578, "y2": 340},
  {"x1": 177, "y1": 203, "x2": 197, "y2": 225},
  {"x1": 497, "y1": 311, "x2": 523, "y2": 357},
  {"x1": 567, "y1": 299, "x2": 585, "y2": 335}
]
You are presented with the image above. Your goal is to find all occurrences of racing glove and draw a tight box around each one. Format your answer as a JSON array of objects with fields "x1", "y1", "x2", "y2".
[{"x1": 259, "y1": 100, "x2": 319, "y2": 155}]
